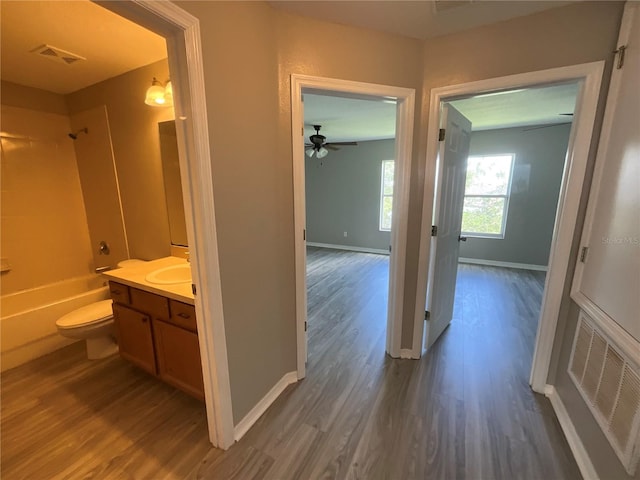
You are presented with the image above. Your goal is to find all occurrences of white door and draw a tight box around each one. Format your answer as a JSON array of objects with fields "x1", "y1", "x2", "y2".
[
  {"x1": 425, "y1": 104, "x2": 472, "y2": 349},
  {"x1": 572, "y1": 1, "x2": 640, "y2": 341}
]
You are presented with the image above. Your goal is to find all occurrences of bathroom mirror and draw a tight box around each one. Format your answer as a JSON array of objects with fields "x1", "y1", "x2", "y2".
[{"x1": 158, "y1": 120, "x2": 188, "y2": 247}]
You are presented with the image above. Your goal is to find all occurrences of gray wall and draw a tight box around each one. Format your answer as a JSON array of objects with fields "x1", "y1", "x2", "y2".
[
  {"x1": 459, "y1": 124, "x2": 571, "y2": 266},
  {"x1": 305, "y1": 138, "x2": 394, "y2": 252}
]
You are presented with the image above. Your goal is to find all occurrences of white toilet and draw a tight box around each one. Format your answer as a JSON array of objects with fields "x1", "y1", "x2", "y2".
[{"x1": 55, "y1": 259, "x2": 146, "y2": 360}]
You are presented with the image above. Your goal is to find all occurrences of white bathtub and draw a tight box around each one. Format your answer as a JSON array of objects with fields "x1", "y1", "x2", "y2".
[{"x1": 1, "y1": 275, "x2": 110, "y2": 371}]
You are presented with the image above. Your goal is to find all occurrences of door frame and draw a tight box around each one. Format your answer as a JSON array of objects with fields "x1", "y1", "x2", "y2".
[
  {"x1": 414, "y1": 62, "x2": 605, "y2": 393},
  {"x1": 97, "y1": 0, "x2": 235, "y2": 449},
  {"x1": 291, "y1": 75, "x2": 415, "y2": 377}
]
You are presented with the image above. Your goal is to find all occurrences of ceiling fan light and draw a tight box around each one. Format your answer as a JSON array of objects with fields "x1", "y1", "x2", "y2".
[
  {"x1": 306, "y1": 148, "x2": 316, "y2": 157},
  {"x1": 317, "y1": 147, "x2": 329, "y2": 159}
]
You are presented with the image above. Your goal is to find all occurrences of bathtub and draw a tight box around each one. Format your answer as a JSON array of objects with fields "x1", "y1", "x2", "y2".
[{"x1": 1, "y1": 275, "x2": 110, "y2": 371}]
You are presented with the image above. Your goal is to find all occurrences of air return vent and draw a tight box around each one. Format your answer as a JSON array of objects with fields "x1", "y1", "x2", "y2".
[
  {"x1": 569, "y1": 311, "x2": 640, "y2": 475},
  {"x1": 30, "y1": 44, "x2": 85, "y2": 66}
]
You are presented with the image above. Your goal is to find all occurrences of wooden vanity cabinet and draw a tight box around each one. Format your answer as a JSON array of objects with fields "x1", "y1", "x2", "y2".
[
  {"x1": 109, "y1": 281, "x2": 204, "y2": 401},
  {"x1": 154, "y1": 317, "x2": 204, "y2": 400},
  {"x1": 112, "y1": 303, "x2": 156, "y2": 375}
]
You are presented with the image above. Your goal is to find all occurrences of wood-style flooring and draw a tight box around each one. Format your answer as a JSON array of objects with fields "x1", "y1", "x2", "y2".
[{"x1": 1, "y1": 248, "x2": 581, "y2": 479}]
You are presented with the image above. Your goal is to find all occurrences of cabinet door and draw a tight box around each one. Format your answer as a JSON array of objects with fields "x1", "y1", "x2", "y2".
[
  {"x1": 153, "y1": 320, "x2": 204, "y2": 400},
  {"x1": 112, "y1": 304, "x2": 156, "y2": 375}
]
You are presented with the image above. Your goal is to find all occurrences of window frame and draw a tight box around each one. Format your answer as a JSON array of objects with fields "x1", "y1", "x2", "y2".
[
  {"x1": 461, "y1": 153, "x2": 515, "y2": 239},
  {"x1": 379, "y1": 159, "x2": 395, "y2": 232}
]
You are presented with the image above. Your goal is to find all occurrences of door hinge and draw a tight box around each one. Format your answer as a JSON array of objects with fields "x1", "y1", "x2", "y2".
[
  {"x1": 303, "y1": 229, "x2": 306, "y2": 241},
  {"x1": 302, "y1": 125, "x2": 304, "y2": 136},
  {"x1": 438, "y1": 128, "x2": 446, "y2": 141},
  {"x1": 191, "y1": 284, "x2": 197, "y2": 295},
  {"x1": 425, "y1": 310, "x2": 431, "y2": 320},
  {"x1": 580, "y1": 246, "x2": 588, "y2": 263},
  {"x1": 389, "y1": 245, "x2": 392, "y2": 253},
  {"x1": 431, "y1": 225, "x2": 438, "y2": 236},
  {"x1": 304, "y1": 321, "x2": 308, "y2": 332},
  {"x1": 614, "y1": 45, "x2": 627, "y2": 69}
]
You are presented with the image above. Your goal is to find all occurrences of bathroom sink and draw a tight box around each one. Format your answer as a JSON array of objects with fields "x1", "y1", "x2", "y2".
[{"x1": 145, "y1": 264, "x2": 192, "y2": 285}]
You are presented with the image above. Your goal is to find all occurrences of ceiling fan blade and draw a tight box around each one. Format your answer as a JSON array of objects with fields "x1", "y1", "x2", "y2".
[
  {"x1": 559, "y1": 113, "x2": 574, "y2": 116},
  {"x1": 326, "y1": 141, "x2": 358, "y2": 146},
  {"x1": 304, "y1": 143, "x2": 313, "y2": 147},
  {"x1": 523, "y1": 122, "x2": 571, "y2": 132},
  {"x1": 325, "y1": 145, "x2": 340, "y2": 151}
]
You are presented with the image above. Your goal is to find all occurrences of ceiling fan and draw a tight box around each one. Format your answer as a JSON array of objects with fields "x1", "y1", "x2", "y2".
[
  {"x1": 305, "y1": 125, "x2": 358, "y2": 159},
  {"x1": 523, "y1": 112, "x2": 574, "y2": 132}
]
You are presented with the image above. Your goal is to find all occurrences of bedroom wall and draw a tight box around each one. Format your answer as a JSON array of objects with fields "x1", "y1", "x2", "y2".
[
  {"x1": 458, "y1": 124, "x2": 571, "y2": 267},
  {"x1": 305, "y1": 139, "x2": 394, "y2": 252}
]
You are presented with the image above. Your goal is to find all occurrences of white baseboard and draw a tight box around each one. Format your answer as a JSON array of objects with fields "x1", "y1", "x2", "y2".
[
  {"x1": 307, "y1": 242, "x2": 389, "y2": 255},
  {"x1": 546, "y1": 385, "x2": 599, "y2": 480},
  {"x1": 233, "y1": 371, "x2": 298, "y2": 442},
  {"x1": 458, "y1": 257, "x2": 547, "y2": 272},
  {"x1": 400, "y1": 348, "x2": 419, "y2": 359}
]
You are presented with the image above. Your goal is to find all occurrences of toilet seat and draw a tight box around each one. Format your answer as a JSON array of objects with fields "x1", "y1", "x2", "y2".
[{"x1": 56, "y1": 300, "x2": 114, "y2": 330}]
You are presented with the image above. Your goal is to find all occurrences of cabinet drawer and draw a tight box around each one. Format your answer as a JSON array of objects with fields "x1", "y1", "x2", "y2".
[
  {"x1": 109, "y1": 282, "x2": 130, "y2": 305},
  {"x1": 130, "y1": 288, "x2": 169, "y2": 321},
  {"x1": 169, "y1": 300, "x2": 197, "y2": 332}
]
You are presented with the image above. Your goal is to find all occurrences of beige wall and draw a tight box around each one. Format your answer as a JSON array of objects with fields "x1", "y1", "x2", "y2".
[
  {"x1": 0, "y1": 103, "x2": 93, "y2": 295},
  {"x1": 178, "y1": 1, "x2": 424, "y2": 424},
  {"x1": 176, "y1": 0, "x2": 625, "y2": 428},
  {"x1": 66, "y1": 60, "x2": 174, "y2": 261},
  {"x1": 404, "y1": 1, "x2": 626, "y2": 345},
  {"x1": 178, "y1": 1, "x2": 290, "y2": 424},
  {"x1": 0, "y1": 80, "x2": 68, "y2": 116}
]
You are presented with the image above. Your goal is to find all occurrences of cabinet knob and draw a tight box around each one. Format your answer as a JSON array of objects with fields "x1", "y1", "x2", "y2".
[{"x1": 177, "y1": 312, "x2": 191, "y2": 319}]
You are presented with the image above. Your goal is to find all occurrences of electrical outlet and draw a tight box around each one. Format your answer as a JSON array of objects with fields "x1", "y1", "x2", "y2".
[{"x1": 343, "y1": 231, "x2": 348, "y2": 237}]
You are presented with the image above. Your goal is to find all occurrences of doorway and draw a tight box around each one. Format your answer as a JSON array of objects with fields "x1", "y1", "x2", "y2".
[
  {"x1": 291, "y1": 75, "x2": 415, "y2": 377},
  {"x1": 425, "y1": 83, "x2": 580, "y2": 397},
  {"x1": 98, "y1": 1, "x2": 234, "y2": 448},
  {"x1": 415, "y1": 62, "x2": 605, "y2": 393},
  {"x1": 302, "y1": 91, "x2": 397, "y2": 371}
]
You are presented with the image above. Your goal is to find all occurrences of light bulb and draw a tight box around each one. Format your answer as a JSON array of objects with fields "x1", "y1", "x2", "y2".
[
  {"x1": 306, "y1": 148, "x2": 315, "y2": 157},
  {"x1": 145, "y1": 78, "x2": 166, "y2": 106},
  {"x1": 317, "y1": 147, "x2": 329, "y2": 159}
]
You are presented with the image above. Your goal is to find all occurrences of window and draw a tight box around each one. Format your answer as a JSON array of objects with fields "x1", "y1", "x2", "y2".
[
  {"x1": 379, "y1": 160, "x2": 394, "y2": 231},
  {"x1": 462, "y1": 154, "x2": 514, "y2": 238}
]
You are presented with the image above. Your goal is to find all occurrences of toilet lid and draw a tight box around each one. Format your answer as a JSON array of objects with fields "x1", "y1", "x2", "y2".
[{"x1": 56, "y1": 300, "x2": 114, "y2": 329}]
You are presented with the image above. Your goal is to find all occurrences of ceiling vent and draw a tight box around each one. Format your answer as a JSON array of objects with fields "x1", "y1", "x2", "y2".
[
  {"x1": 433, "y1": 0, "x2": 473, "y2": 14},
  {"x1": 569, "y1": 311, "x2": 640, "y2": 475},
  {"x1": 30, "y1": 44, "x2": 86, "y2": 66}
]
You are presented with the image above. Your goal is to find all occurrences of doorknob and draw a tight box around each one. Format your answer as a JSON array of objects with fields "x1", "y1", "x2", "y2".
[{"x1": 458, "y1": 235, "x2": 467, "y2": 242}]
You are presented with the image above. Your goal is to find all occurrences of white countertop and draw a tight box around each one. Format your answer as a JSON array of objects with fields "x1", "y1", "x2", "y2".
[{"x1": 102, "y1": 257, "x2": 194, "y2": 305}]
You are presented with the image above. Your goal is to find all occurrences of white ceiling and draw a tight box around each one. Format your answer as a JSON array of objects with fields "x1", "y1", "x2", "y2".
[
  {"x1": 0, "y1": 1, "x2": 166, "y2": 94},
  {"x1": 304, "y1": 83, "x2": 578, "y2": 142},
  {"x1": 269, "y1": 0, "x2": 574, "y2": 40},
  {"x1": 304, "y1": 94, "x2": 397, "y2": 142},
  {"x1": 450, "y1": 83, "x2": 579, "y2": 131}
]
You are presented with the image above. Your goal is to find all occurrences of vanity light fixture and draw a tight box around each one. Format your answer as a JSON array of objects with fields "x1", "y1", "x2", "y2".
[{"x1": 145, "y1": 77, "x2": 173, "y2": 107}]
